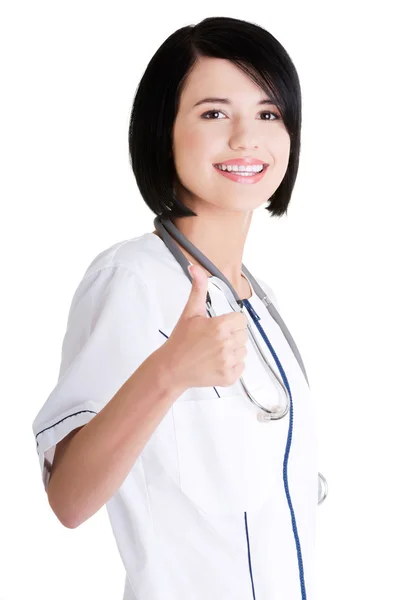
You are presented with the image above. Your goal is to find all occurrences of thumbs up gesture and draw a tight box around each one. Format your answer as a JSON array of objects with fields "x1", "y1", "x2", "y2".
[{"x1": 164, "y1": 264, "x2": 249, "y2": 390}]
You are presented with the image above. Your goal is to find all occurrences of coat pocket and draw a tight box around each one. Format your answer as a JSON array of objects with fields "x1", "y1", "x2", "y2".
[{"x1": 172, "y1": 387, "x2": 282, "y2": 516}]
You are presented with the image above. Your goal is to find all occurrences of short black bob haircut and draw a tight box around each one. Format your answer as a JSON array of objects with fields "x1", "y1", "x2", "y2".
[{"x1": 128, "y1": 16, "x2": 302, "y2": 220}]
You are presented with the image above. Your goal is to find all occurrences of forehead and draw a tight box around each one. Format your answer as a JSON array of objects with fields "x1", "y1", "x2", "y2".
[{"x1": 179, "y1": 56, "x2": 265, "y2": 105}]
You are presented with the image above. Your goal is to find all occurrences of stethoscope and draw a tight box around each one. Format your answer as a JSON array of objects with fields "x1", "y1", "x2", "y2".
[{"x1": 153, "y1": 215, "x2": 328, "y2": 505}]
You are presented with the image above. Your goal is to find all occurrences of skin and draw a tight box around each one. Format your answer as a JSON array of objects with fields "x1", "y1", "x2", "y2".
[{"x1": 152, "y1": 56, "x2": 291, "y2": 298}]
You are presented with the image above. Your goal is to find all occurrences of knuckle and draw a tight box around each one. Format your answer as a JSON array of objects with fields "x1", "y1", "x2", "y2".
[
  {"x1": 215, "y1": 322, "x2": 226, "y2": 339},
  {"x1": 220, "y1": 347, "x2": 231, "y2": 365}
]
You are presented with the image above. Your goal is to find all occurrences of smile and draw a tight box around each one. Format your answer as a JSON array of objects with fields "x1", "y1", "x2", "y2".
[{"x1": 213, "y1": 164, "x2": 268, "y2": 183}]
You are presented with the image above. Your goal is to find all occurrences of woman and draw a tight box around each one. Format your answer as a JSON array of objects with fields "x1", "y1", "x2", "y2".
[{"x1": 32, "y1": 16, "x2": 320, "y2": 600}]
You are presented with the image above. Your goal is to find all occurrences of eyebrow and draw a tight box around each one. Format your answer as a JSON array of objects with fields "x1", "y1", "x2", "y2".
[{"x1": 192, "y1": 97, "x2": 277, "y2": 108}]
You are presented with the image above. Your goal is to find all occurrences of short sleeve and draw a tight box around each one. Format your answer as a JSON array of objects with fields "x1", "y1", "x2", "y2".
[{"x1": 32, "y1": 265, "x2": 159, "y2": 492}]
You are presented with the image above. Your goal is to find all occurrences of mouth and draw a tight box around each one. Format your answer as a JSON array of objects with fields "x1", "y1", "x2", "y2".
[{"x1": 213, "y1": 163, "x2": 269, "y2": 183}]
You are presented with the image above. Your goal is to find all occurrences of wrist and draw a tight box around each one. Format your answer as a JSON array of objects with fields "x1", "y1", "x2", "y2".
[{"x1": 152, "y1": 344, "x2": 188, "y2": 397}]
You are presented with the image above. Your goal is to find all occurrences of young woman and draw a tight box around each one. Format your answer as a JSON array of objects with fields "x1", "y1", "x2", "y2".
[{"x1": 33, "y1": 16, "x2": 321, "y2": 600}]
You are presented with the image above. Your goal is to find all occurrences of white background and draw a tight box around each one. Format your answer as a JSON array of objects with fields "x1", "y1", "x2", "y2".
[{"x1": 1, "y1": 1, "x2": 399, "y2": 599}]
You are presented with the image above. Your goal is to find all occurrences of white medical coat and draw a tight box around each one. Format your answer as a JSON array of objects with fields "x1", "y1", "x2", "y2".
[{"x1": 32, "y1": 231, "x2": 319, "y2": 600}]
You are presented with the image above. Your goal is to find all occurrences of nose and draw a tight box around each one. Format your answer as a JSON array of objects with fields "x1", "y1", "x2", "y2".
[{"x1": 228, "y1": 123, "x2": 261, "y2": 151}]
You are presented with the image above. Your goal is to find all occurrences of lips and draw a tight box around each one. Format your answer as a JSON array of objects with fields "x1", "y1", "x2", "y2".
[{"x1": 214, "y1": 158, "x2": 268, "y2": 167}]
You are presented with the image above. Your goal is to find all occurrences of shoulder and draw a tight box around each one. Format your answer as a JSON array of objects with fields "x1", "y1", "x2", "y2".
[
  {"x1": 66, "y1": 234, "x2": 162, "y2": 324},
  {"x1": 82, "y1": 233, "x2": 160, "y2": 282}
]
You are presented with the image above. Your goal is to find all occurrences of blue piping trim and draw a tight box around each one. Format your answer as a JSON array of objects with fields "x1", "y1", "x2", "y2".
[
  {"x1": 244, "y1": 512, "x2": 257, "y2": 599},
  {"x1": 242, "y1": 298, "x2": 307, "y2": 600},
  {"x1": 35, "y1": 409, "x2": 98, "y2": 448},
  {"x1": 160, "y1": 298, "x2": 308, "y2": 600}
]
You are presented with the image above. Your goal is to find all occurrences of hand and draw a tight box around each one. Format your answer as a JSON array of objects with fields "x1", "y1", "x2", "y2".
[{"x1": 164, "y1": 264, "x2": 248, "y2": 390}]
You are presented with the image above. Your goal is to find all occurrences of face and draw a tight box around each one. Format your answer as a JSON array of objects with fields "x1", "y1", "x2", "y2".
[{"x1": 171, "y1": 56, "x2": 291, "y2": 215}]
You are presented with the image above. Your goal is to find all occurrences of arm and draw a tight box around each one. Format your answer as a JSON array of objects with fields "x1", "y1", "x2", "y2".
[{"x1": 47, "y1": 344, "x2": 184, "y2": 529}]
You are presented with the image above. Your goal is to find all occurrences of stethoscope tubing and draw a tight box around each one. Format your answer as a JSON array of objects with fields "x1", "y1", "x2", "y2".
[
  {"x1": 206, "y1": 296, "x2": 290, "y2": 420},
  {"x1": 153, "y1": 215, "x2": 328, "y2": 505}
]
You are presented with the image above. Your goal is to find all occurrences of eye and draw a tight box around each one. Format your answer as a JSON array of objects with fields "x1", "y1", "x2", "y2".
[
  {"x1": 200, "y1": 109, "x2": 281, "y2": 121},
  {"x1": 201, "y1": 110, "x2": 225, "y2": 120},
  {"x1": 259, "y1": 111, "x2": 281, "y2": 121}
]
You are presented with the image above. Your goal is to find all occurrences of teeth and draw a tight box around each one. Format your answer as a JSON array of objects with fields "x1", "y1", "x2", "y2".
[{"x1": 216, "y1": 164, "x2": 264, "y2": 173}]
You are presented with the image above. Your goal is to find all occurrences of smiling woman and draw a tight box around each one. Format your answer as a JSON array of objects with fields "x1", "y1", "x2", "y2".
[
  {"x1": 126, "y1": 19, "x2": 314, "y2": 600},
  {"x1": 33, "y1": 15, "x2": 317, "y2": 600},
  {"x1": 128, "y1": 17, "x2": 302, "y2": 223},
  {"x1": 128, "y1": 23, "x2": 299, "y2": 297}
]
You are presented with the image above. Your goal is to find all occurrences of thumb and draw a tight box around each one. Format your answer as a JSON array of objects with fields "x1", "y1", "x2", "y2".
[{"x1": 182, "y1": 264, "x2": 209, "y2": 318}]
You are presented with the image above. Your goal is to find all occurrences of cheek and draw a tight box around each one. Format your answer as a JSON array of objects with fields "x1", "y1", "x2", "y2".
[
  {"x1": 269, "y1": 131, "x2": 291, "y2": 172},
  {"x1": 174, "y1": 128, "x2": 215, "y2": 177},
  {"x1": 275, "y1": 129, "x2": 291, "y2": 159},
  {"x1": 268, "y1": 145, "x2": 291, "y2": 190},
  {"x1": 179, "y1": 127, "x2": 210, "y2": 155}
]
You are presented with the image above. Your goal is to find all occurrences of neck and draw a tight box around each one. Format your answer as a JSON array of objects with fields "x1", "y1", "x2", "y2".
[{"x1": 154, "y1": 211, "x2": 253, "y2": 298}]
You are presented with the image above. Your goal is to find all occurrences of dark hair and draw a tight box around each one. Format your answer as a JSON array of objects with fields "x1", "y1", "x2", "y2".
[{"x1": 128, "y1": 16, "x2": 302, "y2": 219}]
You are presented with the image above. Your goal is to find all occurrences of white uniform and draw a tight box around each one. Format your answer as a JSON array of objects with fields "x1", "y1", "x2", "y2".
[{"x1": 32, "y1": 231, "x2": 319, "y2": 600}]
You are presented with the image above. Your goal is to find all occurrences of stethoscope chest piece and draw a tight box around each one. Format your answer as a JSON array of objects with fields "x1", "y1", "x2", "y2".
[{"x1": 256, "y1": 407, "x2": 284, "y2": 422}]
